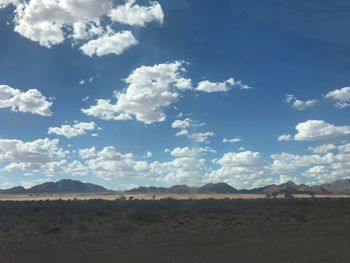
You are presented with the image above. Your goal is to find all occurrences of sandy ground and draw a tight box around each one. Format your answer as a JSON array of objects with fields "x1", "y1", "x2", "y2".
[
  {"x1": 1, "y1": 193, "x2": 350, "y2": 201},
  {"x1": 1, "y1": 198, "x2": 350, "y2": 262}
]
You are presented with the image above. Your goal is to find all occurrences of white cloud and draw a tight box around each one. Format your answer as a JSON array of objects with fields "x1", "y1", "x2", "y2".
[
  {"x1": 205, "y1": 151, "x2": 269, "y2": 189},
  {"x1": 82, "y1": 61, "x2": 192, "y2": 124},
  {"x1": 79, "y1": 146, "x2": 96, "y2": 159},
  {"x1": 171, "y1": 118, "x2": 194, "y2": 129},
  {"x1": 4, "y1": 0, "x2": 163, "y2": 56},
  {"x1": 0, "y1": 138, "x2": 86, "y2": 176},
  {"x1": 171, "y1": 118, "x2": 213, "y2": 143},
  {"x1": 109, "y1": 0, "x2": 164, "y2": 26},
  {"x1": 67, "y1": 160, "x2": 89, "y2": 176},
  {"x1": 13, "y1": 0, "x2": 112, "y2": 47},
  {"x1": 279, "y1": 120, "x2": 350, "y2": 142},
  {"x1": 325, "y1": 87, "x2": 350, "y2": 109},
  {"x1": 308, "y1": 144, "x2": 336, "y2": 154},
  {"x1": 0, "y1": 84, "x2": 52, "y2": 116},
  {"x1": 48, "y1": 121, "x2": 96, "y2": 138},
  {"x1": 0, "y1": 138, "x2": 64, "y2": 164},
  {"x1": 222, "y1": 137, "x2": 241, "y2": 143},
  {"x1": 196, "y1": 77, "x2": 252, "y2": 93},
  {"x1": 293, "y1": 120, "x2": 350, "y2": 141},
  {"x1": 190, "y1": 131, "x2": 214, "y2": 143},
  {"x1": 268, "y1": 148, "x2": 350, "y2": 183},
  {"x1": 269, "y1": 152, "x2": 330, "y2": 174},
  {"x1": 3, "y1": 137, "x2": 350, "y2": 188},
  {"x1": 277, "y1": 134, "x2": 292, "y2": 142},
  {"x1": 80, "y1": 30, "x2": 137, "y2": 57},
  {"x1": 285, "y1": 94, "x2": 317, "y2": 110},
  {"x1": 303, "y1": 165, "x2": 327, "y2": 177},
  {"x1": 150, "y1": 147, "x2": 213, "y2": 186},
  {"x1": 170, "y1": 146, "x2": 215, "y2": 158},
  {"x1": 80, "y1": 145, "x2": 216, "y2": 186},
  {"x1": 85, "y1": 146, "x2": 149, "y2": 180}
]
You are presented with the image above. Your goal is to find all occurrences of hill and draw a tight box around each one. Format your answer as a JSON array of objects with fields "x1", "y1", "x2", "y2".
[{"x1": 0, "y1": 179, "x2": 111, "y2": 194}]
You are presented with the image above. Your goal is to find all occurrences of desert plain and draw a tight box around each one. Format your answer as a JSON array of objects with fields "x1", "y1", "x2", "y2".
[{"x1": 1, "y1": 195, "x2": 350, "y2": 262}]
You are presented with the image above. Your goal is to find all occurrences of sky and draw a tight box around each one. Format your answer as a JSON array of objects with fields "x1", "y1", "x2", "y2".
[{"x1": 0, "y1": 0, "x2": 350, "y2": 190}]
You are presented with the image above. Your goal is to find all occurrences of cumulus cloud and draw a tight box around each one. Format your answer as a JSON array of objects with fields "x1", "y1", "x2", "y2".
[
  {"x1": 0, "y1": 138, "x2": 64, "y2": 164},
  {"x1": 150, "y1": 147, "x2": 214, "y2": 186},
  {"x1": 79, "y1": 147, "x2": 96, "y2": 159},
  {"x1": 78, "y1": 145, "x2": 215, "y2": 186},
  {"x1": 3, "y1": 0, "x2": 163, "y2": 56},
  {"x1": 109, "y1": 0, "x2": 164, "y2": 26},
  {"x1": 269, "y1": 152, "x2": 330, "y2": 174},
  {"x1": 205, "y1": 151, "x2": 269, "y2": 189},
  {"x1": 279, "y1": 120, "x2": 350, "y2": 142},
  {"x1": 84, "y1": 146, "x2": 149, "y2": 180},
  {"x1": 204, "y1": 141, "x2": 350, "y2": 188},
  {"x1": 269, "y1": 148, "x2": 350, "y2": 184},
  {"x1": 196, "y1": 78, "x2": 252, "y2": 93},
  {"x1": 48, "y1": 122, "x2": 96, "y2": 138},
  {"x1": 13, "y1": 0, "x2": 112, "y2": 47},
  {"x1": 291, "y1": 120, "x2": 350, "y2": 141},
  {"x1": 80, "y1": 30, "x2": 138, "y2": 57},
  {"x1": 3, "y1": 138, "x2": 350, "y2": 188},
  {"x1": 0, "y1": 138, "x2": 87, "y2": 175},
  {"x1": 325, "y1": 87, "x2": 350, "y2": 109},
  {"x1": 82, "y1": 61, "x2": 192, "y2": 124},
  {"x1": 303, "y1": 165, "x2": 328, "y2": 177},
  {"x1": 66, "y1": 160, "x2": 89, "y2": 176},
  {"x1": 285, "y1": 94, "x2": 317, "y2": 110},
  {"x1": 308, "y1": 144, "x2": 336, "y2": 154},
  {"x1": 0, "y1": 84, "x2": 52, "y2": 116}
]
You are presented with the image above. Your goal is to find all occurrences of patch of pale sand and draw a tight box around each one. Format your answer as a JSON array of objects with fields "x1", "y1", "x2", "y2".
[{"x1": 0, "y1": 193, "x2": 350, "y2": 201}]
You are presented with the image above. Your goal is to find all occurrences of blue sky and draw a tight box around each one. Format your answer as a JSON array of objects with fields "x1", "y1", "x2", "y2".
[{"x1": 0, "y1": 0, "x2": 350, "y2": 190}]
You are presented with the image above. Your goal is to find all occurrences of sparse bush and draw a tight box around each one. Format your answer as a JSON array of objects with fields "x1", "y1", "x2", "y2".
[{"x1": 284, "y1": 193, "x2": 294, "y2": 199}]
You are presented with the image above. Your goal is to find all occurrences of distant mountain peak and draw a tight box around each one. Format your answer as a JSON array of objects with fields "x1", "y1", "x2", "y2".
[{"x1": 0, "y1": 179, "x2": 111, "y2": 194}]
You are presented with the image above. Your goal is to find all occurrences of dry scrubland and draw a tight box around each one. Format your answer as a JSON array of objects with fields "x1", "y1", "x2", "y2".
[{"x1": 1, "y1": 198, "x2": 350, "y2": 262}]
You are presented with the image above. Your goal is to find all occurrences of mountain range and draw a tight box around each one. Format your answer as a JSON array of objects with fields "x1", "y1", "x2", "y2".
[
  {"x1": 126, "y1": 180, "x2": 350, "y2": 195},
  {"x1": 1, "y1": 179, "x2": 350, "y2": 195}
]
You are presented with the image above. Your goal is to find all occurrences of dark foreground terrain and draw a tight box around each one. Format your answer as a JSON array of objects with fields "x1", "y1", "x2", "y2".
[{"x1": 1, "y1": 198, "x2": 350, "y2": 263}]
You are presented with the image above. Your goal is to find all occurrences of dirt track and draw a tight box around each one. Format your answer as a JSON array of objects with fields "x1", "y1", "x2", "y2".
[{"x1": 1, "y1": 198, "x2": 350, "y2": 262}]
